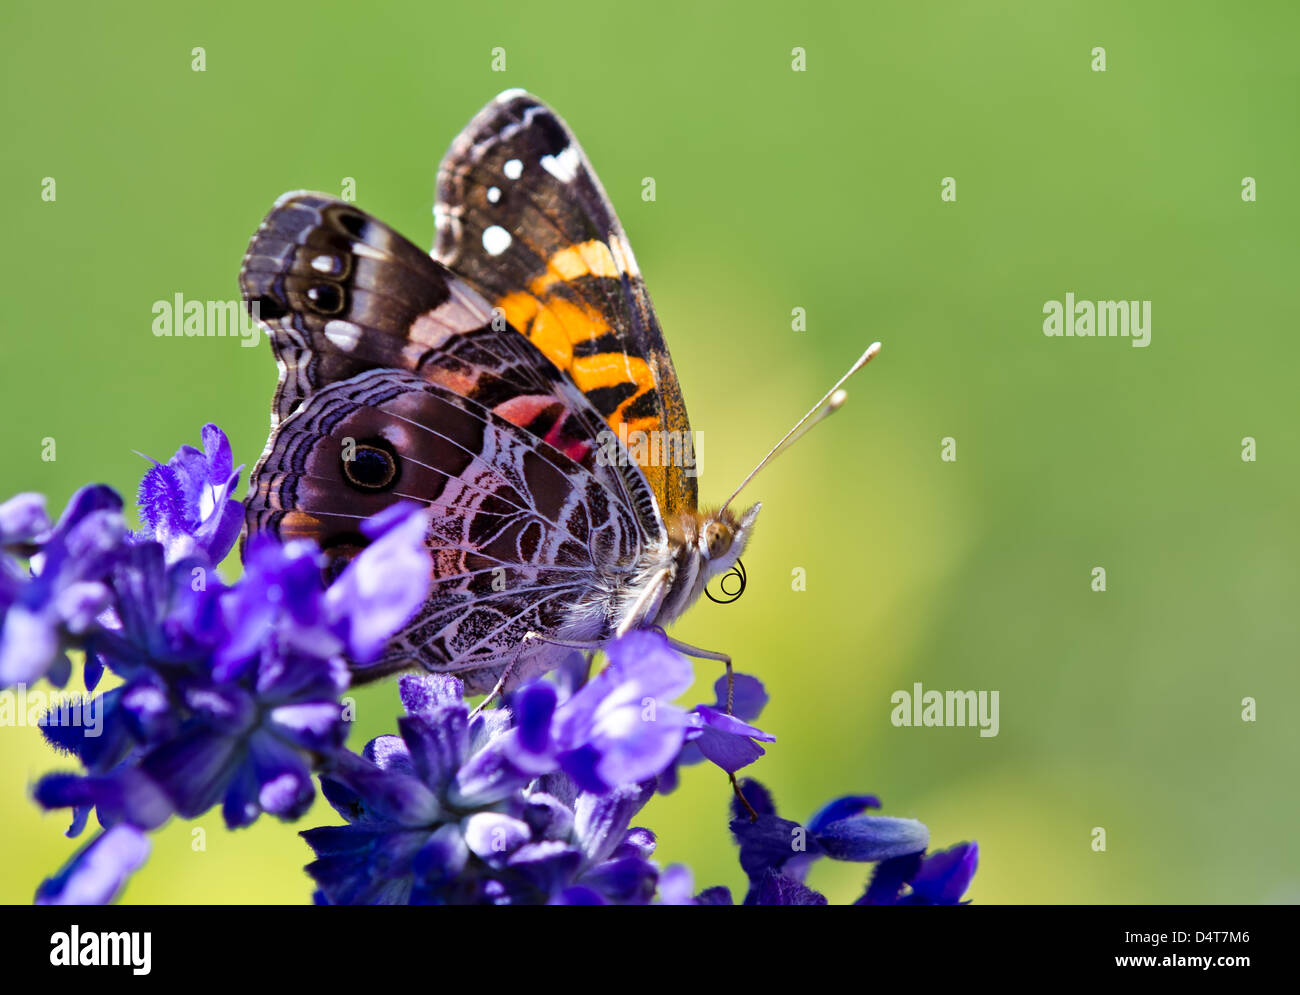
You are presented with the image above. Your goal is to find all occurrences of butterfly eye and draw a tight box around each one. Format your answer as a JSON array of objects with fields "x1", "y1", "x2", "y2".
[
  {"x1": 704, "y1": 522, "x2": 732, "y2": 560},
  {"x1": 305, "y1": 283, "x2": 345, "y2": 315},
  {"x1": 341, "y1": 440, "x2": 399, "y2": 492}
]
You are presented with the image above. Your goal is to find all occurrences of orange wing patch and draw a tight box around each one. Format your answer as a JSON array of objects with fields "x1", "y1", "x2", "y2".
[{"x1": 495, "y1": 238, "x2": 662, "y2": 441}]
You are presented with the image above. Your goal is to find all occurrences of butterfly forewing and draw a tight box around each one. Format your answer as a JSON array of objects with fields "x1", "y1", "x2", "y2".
[{"x1": 434, "y1": 90, "x2": 698, "y2": 519}]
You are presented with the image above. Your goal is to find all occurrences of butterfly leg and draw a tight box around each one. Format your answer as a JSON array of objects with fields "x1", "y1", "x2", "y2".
[
  {"x1": 521, "y1": 632, "x2": 607, "y2": 652},
  {"x1": 663, "y1": 636, "x2": 734, "y2": 709},
  {"x1": 468, "y1": 660, "x2": 519, "y2": 718},
  {"x1": 469, "y1": 631, "x2": 615, "y2": 716},
  {"x1": 662, "y1": 636, "x2": 757, "y2": 822},
  {"x1": 467, "y1": 635, "x2": 538, "y2": 717}
]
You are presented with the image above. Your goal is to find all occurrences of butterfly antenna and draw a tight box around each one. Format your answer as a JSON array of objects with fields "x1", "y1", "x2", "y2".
[{"x1": 719, "y1": 342, "x2": 882, "y2": 513}]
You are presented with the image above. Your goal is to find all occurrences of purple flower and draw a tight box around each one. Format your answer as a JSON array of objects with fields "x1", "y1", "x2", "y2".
[
  {"x1": 859, "y1": 842, "x2": 980, "y2": 905},
  {"x1": 672, "y1": 672, "x2": 774, "y2": 789},
  {"x1": 728, "y1": 780, "x2": 941, "y2": 905},
  {"x1": 37, "y1": 504, "x2": 434, "y2": 834},
  {"x1": 35, "y1": 824, "x2": 151, "y2": 905},
  {"x1": 303, "y1": 672, "x2": 667, "y2": 905},
  {"x1": 482, "y1": 630, "x2": 696, "y2": 794},
  {"x1": 30, "y1": 461, "x2": 437, "y2": 889},
  {"x1": 95, "y1": 540, "x2": 225, "y2": 680},
  {"x1": 0, "y1": 486, "x2": 126, "y2": 689},
  {"x1": 656, "y1": 863, "x2": 700, "y2": 905},
  {"x1": 137, "y1": 423, "x2": 243, "y2": 564},
  {"x1": 134, "y1": 651, "x2": 351, "y2": 828},
  {"x1": 324, "y1": 502, "x2": 434, "y2": 663},
  {"x1": 217, "y1": 502, "x2": 432, "y2": 682},
  {"x1": 213, "y1": 535, "x2": 339, "y2": 683},
  {"x1": 9, "y1": 424, "x2": 984, "y2": 908},
  {"x1": 0, "y1": 492, "x2": 50, "y2": 548},
  {"x1": 0, "y1": 495, "x2": 46, "y2": 627}
]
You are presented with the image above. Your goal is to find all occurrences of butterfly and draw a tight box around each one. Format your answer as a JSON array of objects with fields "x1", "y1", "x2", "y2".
[{"x1": 239, "y1": 89, "x2": 879, "y2": 701}]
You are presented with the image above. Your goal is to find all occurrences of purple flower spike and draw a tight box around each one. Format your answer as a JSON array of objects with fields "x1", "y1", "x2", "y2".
[
  {"x1": 6, "y1": 434, "x2": 983, "y2": 907},
  {"x1": 304, "y1": 677, "x2": 669, "y2": 905}
]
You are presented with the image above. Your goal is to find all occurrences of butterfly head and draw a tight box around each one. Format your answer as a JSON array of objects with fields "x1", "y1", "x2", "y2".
[{"x1": 697, "y1": 503, "x2": 760, "y2": 580}]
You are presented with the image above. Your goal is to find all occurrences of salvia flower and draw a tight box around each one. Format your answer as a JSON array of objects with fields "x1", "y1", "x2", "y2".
[
  {"x1": 17, "y1": 426, "x2": 439, "y2": 902},
  {"x1": 136, "y1": 422, "x2": 243, "y2": 564},
  {"x1": 303, "y1": 666, "x2": 676, "y2": 905},
  {"x1": 724, "y1": 779, "x2": 977, "y2": 905},
  {"x1": 480, "y1": 629, "x2": 699, "y2": 794},
  {"x1": 37, "y1": 502, "x2": 434, "y2": 832}
]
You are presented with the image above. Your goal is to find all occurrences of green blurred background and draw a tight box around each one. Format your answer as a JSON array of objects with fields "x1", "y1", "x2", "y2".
[{"x1": 2, "y1": 0, "x2": 1296, "y2": 904}]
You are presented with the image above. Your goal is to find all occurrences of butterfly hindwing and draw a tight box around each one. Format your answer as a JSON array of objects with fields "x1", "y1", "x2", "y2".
[
  {"x1": 434, "y1": 90, "x2": 698, "y2": 519},
  {"x1": 245, "y1": 368, "x2": 646, "y2": 693}
]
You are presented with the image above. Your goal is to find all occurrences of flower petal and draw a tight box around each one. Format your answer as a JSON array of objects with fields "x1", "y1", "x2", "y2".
[
  {"x1": 462, "y1": 812, "x2": 531, "y2": 861},
  {"x1": 907, "y1": 842, "x2": 979, "y2": 904},
  {"x1": 745, "y1": 868, "x2": 827, "y2": 906},
  {"x1": 807, "y1": 794, "x2": 882, "y2": 834},
  {"x1": 35, "y1": 824, "x2": 150, "y2": 905},
  {"x1": 815, "y1": 814, "x2": 929, "y2": 862}
]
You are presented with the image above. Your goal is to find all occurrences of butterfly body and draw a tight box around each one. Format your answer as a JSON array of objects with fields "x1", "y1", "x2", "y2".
[{"x1": 240, "y1": 92, "x2": 761, "y2": 694}]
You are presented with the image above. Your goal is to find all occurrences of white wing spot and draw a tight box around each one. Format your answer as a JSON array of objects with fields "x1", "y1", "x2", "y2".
[
  {"x1": 310, "y1": 254, "x2": 340, "y2": 274},
  {"x1": 487, "y1": 186, "x2": 501, "y2": 204},
  {"x1": 503, "y1": 158, "x2": 523, "y2": 180},
  {"x1": 324, "y1": 320, "x2": 362, "y2": 352},
  {"x1": 482, "y1": 225, "x2": 512, "y2": 256},
  {"x1": 540, "y1": 145, "x2": 581, "y2": 184}
]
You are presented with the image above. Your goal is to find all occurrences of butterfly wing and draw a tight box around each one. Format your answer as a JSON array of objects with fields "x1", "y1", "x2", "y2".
[
  {"x1": 433, "y1": 90, "x2": 698, "y2": 520},
  {"x1": 247, "y1": 368, "x2": 644, "y2": 693},
  {"x1": 240, "y1": 193, "x2": 662, "y2": 536},
  {"x1": 239, "y1": 194, "x2": 667, "y2": 690}
]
